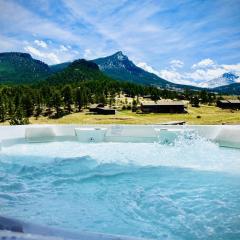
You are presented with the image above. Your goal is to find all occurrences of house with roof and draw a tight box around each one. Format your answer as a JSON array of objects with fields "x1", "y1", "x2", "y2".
[
  {"x1": 141, "y1": 101, "x2": 186, "y2": 113},
  {"x1": 217, "y1": 100, "x2": 240, "y2": 109},
  {"x1": 89, "y1": 104, "x2": 116, "y2": 115}
]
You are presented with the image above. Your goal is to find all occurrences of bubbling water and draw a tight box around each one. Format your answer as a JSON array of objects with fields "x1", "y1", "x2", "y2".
[
  {"x1": 0, "y1": 136, "x2": 240, "y2": 240},
  {"x1": 1, "y1": 135, "x2": 240, "y2": 173}
]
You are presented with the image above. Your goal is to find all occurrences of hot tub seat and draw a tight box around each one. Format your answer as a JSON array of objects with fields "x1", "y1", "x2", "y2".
[
  {"x1": 214, "y1": 127, "x2": 240, "y2": 149},
  {"x1": 25, "y1": 127, "x2": 56, "y2": 143}
]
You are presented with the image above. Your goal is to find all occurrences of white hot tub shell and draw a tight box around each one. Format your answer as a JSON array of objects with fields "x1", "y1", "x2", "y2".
[{"x1": 0, "y1": 124, "x2": 240, "y2": 149}]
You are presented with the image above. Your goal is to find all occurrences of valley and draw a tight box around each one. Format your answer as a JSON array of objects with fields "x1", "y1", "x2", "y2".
[
  {"x1": 22, "y1": 105, "x2": 240, "y2": 125},
  {"x1": 0, "y1": 51, "x2": 239, "y2": 126}
]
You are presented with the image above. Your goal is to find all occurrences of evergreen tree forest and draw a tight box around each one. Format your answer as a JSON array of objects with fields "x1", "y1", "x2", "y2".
[{"x1": 0, "y1": 59, "x2": 216, "y2": 125}]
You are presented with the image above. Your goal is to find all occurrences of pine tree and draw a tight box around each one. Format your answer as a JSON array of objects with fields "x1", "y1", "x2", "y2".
[
  {"x1": 132, "y1": 99, "x2": 137, "y2": 112},
  {"x1": 81, "y1": 89, "x2": 88, "y2": 107},
  {"x1": 9, "y1": 107, "x2": 29, "y2": 125},
  {"x1": 62, "y1": 85, "x2": 73, "y2": 113},
  {"x1": 109, "y1": 91, "x2": 115, "y2": 107},
  {"x1": 22, "y1": 93, "x2": 34, "y2": 117},
  {"x1": 51, "y1": 90, "x2": 62, "y2": 118},
  {"x1": 75, "y1": 87, "x2": 83, "y2": 112},
  {"x1": 0, "y1": 94, "x2": 6, "y2": 122},
  {"x1": 7, "y1": 99, "x2": 14, "y2": 120},
  {"x1": 190, "y1": 97, "x2": 200, "y2": 107},
  {"x1": 34, "y1": 93, "x2": 43, "y2": 119}
]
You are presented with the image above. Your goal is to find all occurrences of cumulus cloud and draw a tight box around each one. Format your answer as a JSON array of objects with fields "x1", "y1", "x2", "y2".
[
  {"x1": 188, "y1": 59, "x2": 240, "y2": 82},
  {"x1": 192, "y1": 58, "x2": 215, "y2": 69},
  {"x1": 186, "y1": 68, "x2": 225, "y2": 82},
  {"x1": 170, "y1": 59, "x2": 184, "y2": 69},
  {"x1": 60, "y1": 45, "x2": 68, "y2": 52},
  {"x1": 138, "y1": 58, "x2": 240, "y2": 86},
  {"x1": 24, "y1": 46, "x2": 60, "y2": 64},
  {"x1": 34, "y1": 40, "x2": 48, "y2": 48},
  {"x1": 159, "y1": 69, "x2": 193, "y2": 85},
  {"x1": 136, "y1": 62, "x2": 160, "y2": 76},
  {"x1": 83, "y1": 49, "x2": 105, "y2": 59},
  {"x1": 83, "y1": 49, "x2": 94, "y2": 59},
  {"x1": 22, "y1": 40, "x2": 80, "y2": 64},
  {"x1": 136, "y1": 60, "x2": 193, "y2": 85},
  {"x1": 222, "y1": 63, "x2": 240, "y2": 73}
]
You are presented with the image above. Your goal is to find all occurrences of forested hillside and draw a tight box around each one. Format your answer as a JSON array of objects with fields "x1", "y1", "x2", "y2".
[
  {"x1": 0, "y1": 58, "x2": 184, "y2": 124},
  {"x1": 0, "y1": 52, "x2": 51, "y2": 84},
  {"x1": 0, "y1": 55, "x2": 220, "y2": 125}
]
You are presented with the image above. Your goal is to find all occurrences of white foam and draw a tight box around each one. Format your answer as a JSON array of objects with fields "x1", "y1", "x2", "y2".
[{"x1": 1, "y1": 136, "x2": 240, "y2": 173}]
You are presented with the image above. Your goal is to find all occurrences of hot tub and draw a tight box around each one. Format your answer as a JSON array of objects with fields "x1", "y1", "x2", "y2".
[{"x1": 0, "y1": 125, "x2": 240, "y2": 240}]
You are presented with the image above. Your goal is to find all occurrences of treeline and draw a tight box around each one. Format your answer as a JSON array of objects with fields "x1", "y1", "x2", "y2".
[
  {"x1": 184, "y1": 88, "x2": 217, "y2": 107},
  {"x1": 0, "y1": 78, "x2": 182, "y2": 124},
  {"x1": 0, "y1": 79, "x2": 217, "y2": 125}
]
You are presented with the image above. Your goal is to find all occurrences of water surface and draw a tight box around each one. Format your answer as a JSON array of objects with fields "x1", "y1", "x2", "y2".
[{"x1": 0, "y1": 138, "x2": 240, "y2": 240}]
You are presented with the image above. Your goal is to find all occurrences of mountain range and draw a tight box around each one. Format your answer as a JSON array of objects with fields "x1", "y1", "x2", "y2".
[
  {"x1": 200, "y1": 72, "x2": 240, "y2": 88},
  {"x1": 52, "y1": 51, "x2": 202, "y2": 91},
  {"x1": 0, "y1": 51, "x2": 239, "y2": 94},
  {"x1": 93, "y1": 51, "x2": 172, "y2": 87}
]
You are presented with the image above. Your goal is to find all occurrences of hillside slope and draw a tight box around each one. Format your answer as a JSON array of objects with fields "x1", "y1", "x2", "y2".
[
  {"x1": 93, "y1": 51, "x2": 172, "y2": 87},
  {"x1": 93, "y1": 51, "x2": 201, "y2": 91},
  {"x1": 213, "y1": 82, "x2": 240, "y2": 94},
  {"x1": 0, "y1": 52, "x2": 50, "y2": 84},
  {"x1": 50, "y1": 62, "x2": 71, "y2": 73},
  {"x1": 47, "y1": 59, "x2": 114, "y2": 85}
]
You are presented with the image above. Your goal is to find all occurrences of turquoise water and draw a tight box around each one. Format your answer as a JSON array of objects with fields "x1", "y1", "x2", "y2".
[{"x1": 0, "y1": 138, "x2": 240, "y2": 240}]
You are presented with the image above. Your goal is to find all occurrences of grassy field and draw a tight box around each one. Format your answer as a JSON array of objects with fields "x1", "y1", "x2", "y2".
[{"x1": 15, "y1": 105, "x2": 240, "y2": 125}]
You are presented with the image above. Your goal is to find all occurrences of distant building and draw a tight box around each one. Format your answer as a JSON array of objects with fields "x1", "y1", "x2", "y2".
[
  {"x1": 95, "y1": 107, "x2": 116, "y2": 115},
  {"x1": 89, "y1": 104, "x2": 116, "y2": 115},
  {"x1": 141, "y1": 101, "x2": 186, "y2": 113},
  {"x1": 142, "y1": 95, "x2": 153, "y2": 99},
  {"x1": 217, "y1": 100, "x2": 240, "y2": 109},
  {"x1": 89, "y1": 103, "x2": 104, "y2": 112}
]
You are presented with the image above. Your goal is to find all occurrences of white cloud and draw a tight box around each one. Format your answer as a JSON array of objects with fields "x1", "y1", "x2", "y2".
[
  {"x1": 0, "y1": 34, "x2": 23, "y2": 51},
  {"x1": 158, "y1": 69, "x2": 194, "y2": 85},
  {"x1": 0, "y1": 1, "x2": 84, "y2": 45},
  {"x1": 139, "y1": 58, "x2": 240, "y2": 86},
  {"x1": 34, "y1": 40, "x2": 48, "y2": 48},
  {"x1": 60, "y1": 45, "x2": 68, "y2": 52},
  {"x1": 22, "y1": 40, "x2": 82, "y2": 64},
  {"x1": 222, "y1": 63, "x2": 240, "y2": 73},
  {"x1": 83, "y1": 49, "x2": 105, "y2": 59},
  {"x1": 170, "y1": 59, "x2": 184, "y2": 69},
  {"x1": 136, "y1": 62, "x2": 159, "y2": 76},
  {"x1": 187, "y1": 61, "x2": 240, "y2": 83},
  {"x1": 159, "y1": 69, "x2": 183, "y2": 82},
  {"x1": 62, "y1": 0, "x2": 183, "y2": 60},
  {"x1": 136, "y1": 61, "x2": 193, "y2": 85},
  {"x1": 186, "y1": 68, "x2": 225, "y2": 82},
  {"x1": 83, "y1": 49, "x2": 93, "y2": 59},
  {"x1": 192, "y1": 58, "x2": 215, "y2": 69},
  {"x1": 24, "y1": 46, "x2": 60, "y2": 64}
]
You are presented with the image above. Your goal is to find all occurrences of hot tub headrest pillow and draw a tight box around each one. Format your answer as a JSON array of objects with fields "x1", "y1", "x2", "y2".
[
  {"x1": 25, "y1": 127, "x2": 56, "y2": 142},
  {"x1": 214, "y1": 127, "x2": 240, "y2": 149}
]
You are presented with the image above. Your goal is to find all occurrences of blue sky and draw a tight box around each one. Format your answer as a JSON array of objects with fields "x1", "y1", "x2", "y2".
[{"x1": 0, "y1": 0, "x2": 240, "y2": 85}]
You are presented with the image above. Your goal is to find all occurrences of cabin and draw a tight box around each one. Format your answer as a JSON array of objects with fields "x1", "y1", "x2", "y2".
[
  {"x1": 141, "y1": 101, "x2": 185, "y2": 113},
  {"x1": 217, "y1": 100, "x2": 240, "y2": 109},
  {"x1": 95, "y1": 107, "x2": 116, "y2": 115},
  {"x1": 89, "y1": 104, "x2": 116, "y2": 115},
  {"x1": 89, "y1": 103, "x2": 105, "y2": 112}
]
